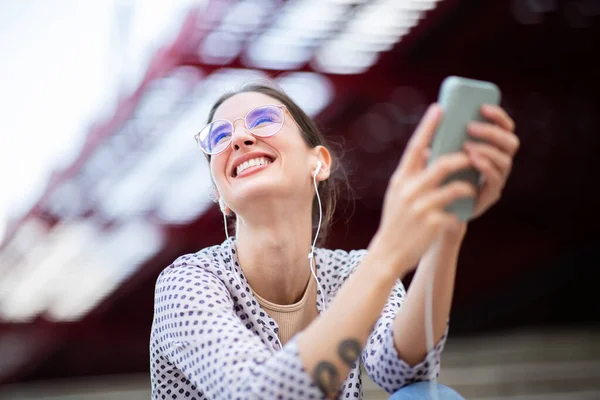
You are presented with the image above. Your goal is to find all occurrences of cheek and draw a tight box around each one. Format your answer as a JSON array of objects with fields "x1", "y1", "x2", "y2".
[
  {"x1": 268, "y1": 128, "x2": 309, "y2": 158},
  {"x1": 210, "y1": 157, "x2": 228, "y2": 184}
]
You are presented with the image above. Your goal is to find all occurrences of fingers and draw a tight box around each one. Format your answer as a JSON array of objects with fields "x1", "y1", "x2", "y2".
[
  {"x1": 481, "y1": 104, "x2": 515, "y2": 132},
  {"x1": 467, "y1": 121, "x2": 520, "y2": 156},
  {"x1": 424, "y1": 211, "x2": 461, "y2": 234},
  {"x1": 469, "y1": 151, "x2": 504, "y2": 191},
  {"x1": 414, "y1": 181, "x2": 477, "y2": 215},
  {"x1": 422, "y1": 148, "x2": 431, "y2": 165},
  {"x1": 418, "y1": 152, "x2": 472, "y2": 189},
  {"x1": 399, "y1": 104, "x2": 443, "y2": 173},
  {"x1": 464, "y1": 141, "x2": 512, "y2": 178}
]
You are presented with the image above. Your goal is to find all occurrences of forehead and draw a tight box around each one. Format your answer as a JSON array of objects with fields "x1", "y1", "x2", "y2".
[{"x1": 212, "y1": 92, "x2": 282, "y2": 121}]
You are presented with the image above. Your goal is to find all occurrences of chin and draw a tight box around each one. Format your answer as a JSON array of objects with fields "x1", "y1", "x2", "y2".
[
  {"x1": 230, "y1": 173, "x2": 304, "y2": 211},
  {"x1": 230, "y1": 174, "x2": 282, "y2": 203}
]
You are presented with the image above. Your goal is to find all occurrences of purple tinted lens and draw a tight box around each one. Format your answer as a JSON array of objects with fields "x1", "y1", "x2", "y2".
[
  {"x1": 198, "y1": 120, "x2": 232, "y2": 154},
  {"x1": 246, "y1": 106, "x2": 283, "y2": 137}
]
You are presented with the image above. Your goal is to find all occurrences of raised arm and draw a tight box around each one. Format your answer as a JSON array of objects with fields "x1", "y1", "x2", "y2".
[
  {"x1": 392, "y1": 226, "x2": 463, "y2": 367},
  {"x1": 296, "y1": 104, "x2": 477, "y2": 398},
  {"x1": 393, "y1": 102, "x2": 519, "y2": 366}
]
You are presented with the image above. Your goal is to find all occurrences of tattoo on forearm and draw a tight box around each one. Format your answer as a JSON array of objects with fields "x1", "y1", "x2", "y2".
[
  {"x1": 338, "y1": 339, "x2": 362, "y2": 367},
  {"x1": 313, "y1": 362, "x2": 340, "y2": 396},
  {"x1": 312, "y1": 338, "x2": 362, "y2": 396}
]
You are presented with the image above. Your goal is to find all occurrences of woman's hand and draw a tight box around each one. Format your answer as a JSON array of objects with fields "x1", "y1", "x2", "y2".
[
  {"x1": 464, "y1": 104, "x2": 519, "y2": 219},
  {"x1": 371, "y1": 104, "x2": 477, "y2": 276}
]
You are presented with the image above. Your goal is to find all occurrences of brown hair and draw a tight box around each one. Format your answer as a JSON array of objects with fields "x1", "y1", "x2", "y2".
[{"x1": 206, "y1": 81, "x2": 349, "y2": 246}]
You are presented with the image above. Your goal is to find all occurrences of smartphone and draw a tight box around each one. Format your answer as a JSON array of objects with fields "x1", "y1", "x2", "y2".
[{"x1": 428, "y1": 76, "x2": 501, "y2": 221}]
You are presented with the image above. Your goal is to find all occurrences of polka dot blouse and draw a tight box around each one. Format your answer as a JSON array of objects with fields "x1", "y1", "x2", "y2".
[{"x1": 150, "y1": 238, "x2": 447, "y2": 399}]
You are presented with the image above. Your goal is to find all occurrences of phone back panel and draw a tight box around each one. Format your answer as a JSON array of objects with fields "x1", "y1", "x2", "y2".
[{"x1": 429, "y1": 76, "x2": 501, "y2": 221}]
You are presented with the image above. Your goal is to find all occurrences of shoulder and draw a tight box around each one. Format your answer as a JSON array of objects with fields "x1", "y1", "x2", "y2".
[
  {"x1": 317, "y1": 247, "x2": 367, "y2": 263},
  {"x1": 155, "y1": 240, "x2": 232, "y2": 292},
  {"x1": 316, "y1": 247, "x2": 368, "y2": 278}
]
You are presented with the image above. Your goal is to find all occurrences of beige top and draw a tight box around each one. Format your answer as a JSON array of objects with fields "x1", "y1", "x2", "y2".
[{"x1": 253, "y1": 276, "x2": 319, "y2": 345}]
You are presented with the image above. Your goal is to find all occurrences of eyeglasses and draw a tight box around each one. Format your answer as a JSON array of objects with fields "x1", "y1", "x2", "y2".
[{"x1": 195, "y1": 104, "x2": 287, "y2": 155}]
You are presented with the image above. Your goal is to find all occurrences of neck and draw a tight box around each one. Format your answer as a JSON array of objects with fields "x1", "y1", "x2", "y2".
[{"x1": 234, "y1": 203, "x2": 315, "y2": 305}]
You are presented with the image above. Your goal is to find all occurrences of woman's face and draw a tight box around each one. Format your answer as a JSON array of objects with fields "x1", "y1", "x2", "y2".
[{"x1": 209, "y1": 92, "x2": 316, "y2": 215}]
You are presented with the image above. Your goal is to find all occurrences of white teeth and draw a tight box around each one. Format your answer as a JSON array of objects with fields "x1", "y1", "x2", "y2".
[{"x1": 236, "y1": 157, "x2": 272, "y2": 176}]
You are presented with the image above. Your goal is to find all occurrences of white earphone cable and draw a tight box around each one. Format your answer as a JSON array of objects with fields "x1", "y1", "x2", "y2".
[
  {"x1": 425, "y1": 260, "x2": 440, "y2": 400},
  {"x1": 309, "y1": 166, "x2": 327, "y2": 309},
  {"x1": 222, "y1": 211, "x2": 245, "y2": 293}
]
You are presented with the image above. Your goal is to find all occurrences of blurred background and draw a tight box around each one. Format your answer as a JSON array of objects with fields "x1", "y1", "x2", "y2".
[{"x1": 1, "y1": 0, "x2": 599, "y2": 399}]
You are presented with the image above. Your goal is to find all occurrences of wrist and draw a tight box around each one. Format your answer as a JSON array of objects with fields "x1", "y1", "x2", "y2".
[
  {"x1": 427, "y1": 223, "x2": 466, "y2": 259},
  {"x1": 439, "y1": 221, "x2": 467, "y2": 244},
  {"x1": 367, "y1": 232, "x2": 412, "y2": 280}
]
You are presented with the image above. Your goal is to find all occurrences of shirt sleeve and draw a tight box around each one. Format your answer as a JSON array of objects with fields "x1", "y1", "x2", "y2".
[
  {"x1": 361, "y1": 277, "x2": 448, "y2": 393},
  {"x1": 152, "y1": 259, "x2": 326, "y2": 400}
]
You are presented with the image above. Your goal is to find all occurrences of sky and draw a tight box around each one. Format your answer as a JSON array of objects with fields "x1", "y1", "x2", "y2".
[{"x1": 0, "y1": 0, "x2": 201, "y2": 242}]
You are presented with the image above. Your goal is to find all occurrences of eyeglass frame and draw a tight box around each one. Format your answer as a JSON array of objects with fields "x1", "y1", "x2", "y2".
[{"x1": 194, "y1": 104, "x2": 289, "y2": 156}]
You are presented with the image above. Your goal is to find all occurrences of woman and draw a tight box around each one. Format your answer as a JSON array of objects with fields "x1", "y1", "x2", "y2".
[{"x1": 150, "y1": 82, "x2": 519, "y2": 399}]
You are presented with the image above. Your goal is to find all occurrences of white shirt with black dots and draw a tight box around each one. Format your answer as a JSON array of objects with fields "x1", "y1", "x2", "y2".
[{"x1": 150, "y1": 238, "x2": 447, "y2": 399}]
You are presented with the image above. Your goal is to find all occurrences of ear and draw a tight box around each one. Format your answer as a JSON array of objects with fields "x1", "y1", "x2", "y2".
[{"x1": 312, "y1": 145, "x2": 332, "y2": 181}]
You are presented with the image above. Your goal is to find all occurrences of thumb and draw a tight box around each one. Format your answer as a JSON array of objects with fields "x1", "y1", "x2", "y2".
[
  {"x1": 422, "y1": 147, "x2": 432, "y2": 168},
  {"x1": 399, "y1": 104, "x2": 443, "y2": 174}
]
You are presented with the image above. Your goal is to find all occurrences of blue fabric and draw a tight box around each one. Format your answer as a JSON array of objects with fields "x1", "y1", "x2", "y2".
[{"x1": 389, "y1": 382, "x2": 465, "y2": 400}]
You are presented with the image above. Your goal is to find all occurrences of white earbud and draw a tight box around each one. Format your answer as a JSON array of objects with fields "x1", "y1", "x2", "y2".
[
  {"x1": 313, "y1": 161, "x2": 322, "y2": 177},
  {"x1": 218, "y1": 198, "x2": 227, "y2": 214}
]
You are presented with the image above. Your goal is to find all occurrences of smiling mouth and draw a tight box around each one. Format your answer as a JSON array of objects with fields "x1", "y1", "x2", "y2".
[{"x1": 232, "y1": 156, "x2": 274, "y2": 177}]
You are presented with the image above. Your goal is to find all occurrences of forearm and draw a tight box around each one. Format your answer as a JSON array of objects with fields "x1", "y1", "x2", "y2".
[
  {"x1": 297, "y1": 248, "x2": 397, "y2": 398},
  {"x1": 392, "y1": 227, "x2": 465, "y2": 366}
]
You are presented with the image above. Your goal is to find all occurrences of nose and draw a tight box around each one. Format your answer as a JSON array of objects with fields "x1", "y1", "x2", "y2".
[{"x1": 230, "y1": 118, "x2": 256, "y2": 151}]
